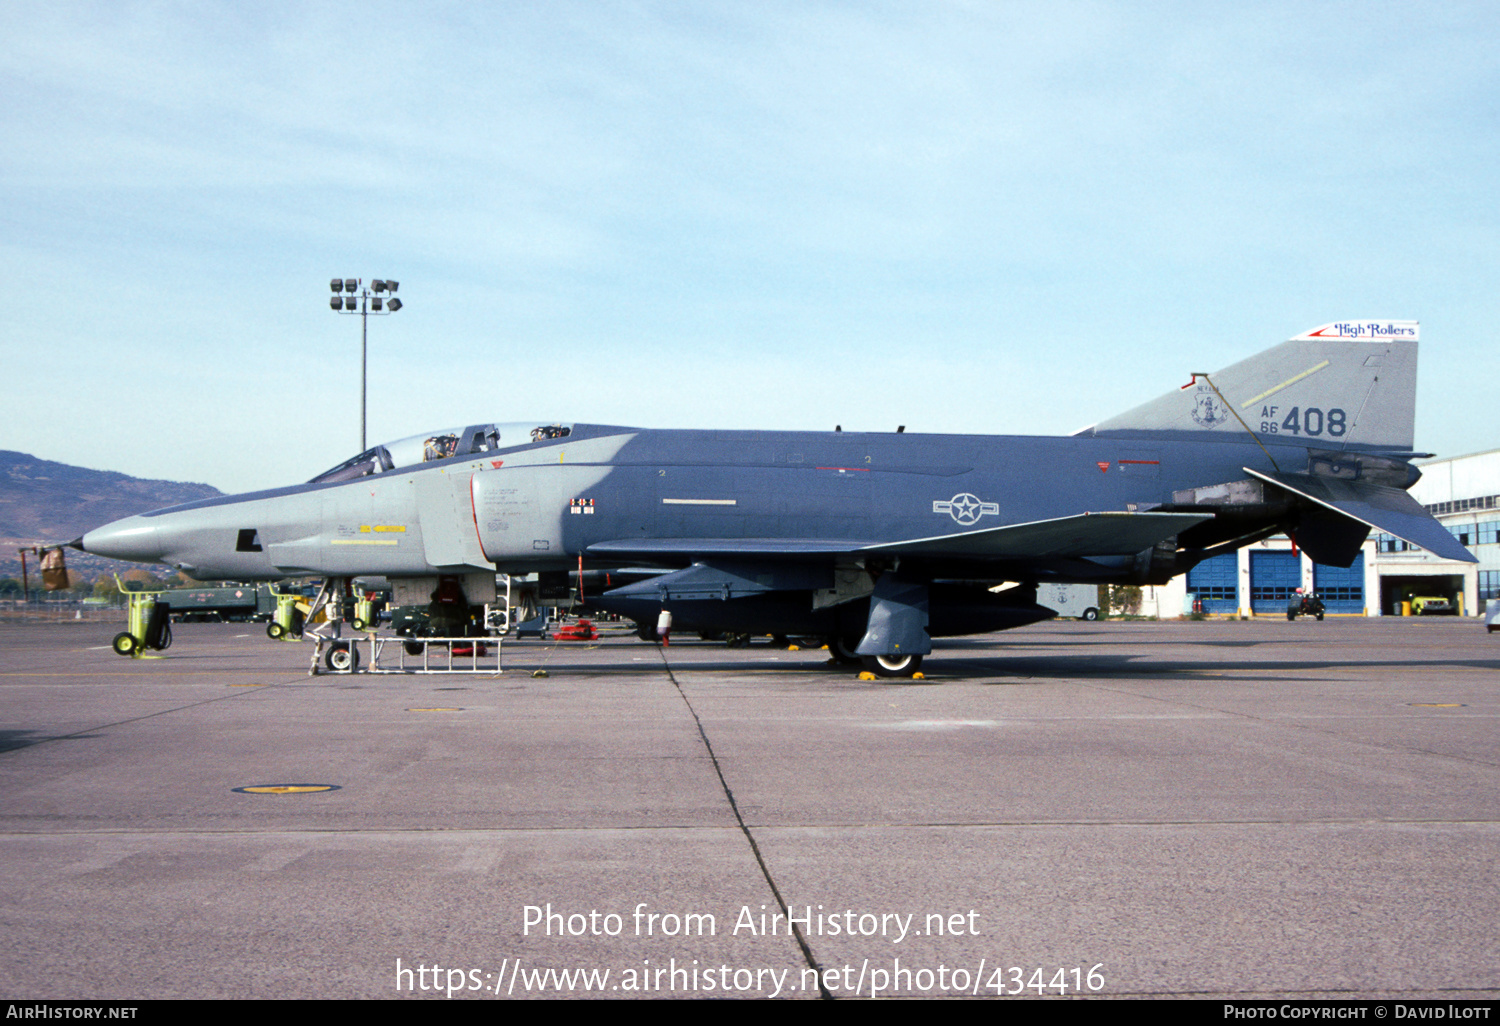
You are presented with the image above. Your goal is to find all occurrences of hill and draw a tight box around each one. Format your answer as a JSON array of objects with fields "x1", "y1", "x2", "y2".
[{"x1": 0, "y1": 451, "x2": 222, "y2": 584}]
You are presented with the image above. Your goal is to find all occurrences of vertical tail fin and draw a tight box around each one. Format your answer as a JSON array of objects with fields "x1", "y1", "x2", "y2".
[{"x1": 1084, "y1": 321, "x2": 1419, "y2": 451}]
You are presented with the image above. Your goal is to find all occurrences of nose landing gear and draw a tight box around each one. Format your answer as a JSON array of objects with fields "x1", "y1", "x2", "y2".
[{"x1": 324, "y1": 641, "x2": 360, "y2": 673}]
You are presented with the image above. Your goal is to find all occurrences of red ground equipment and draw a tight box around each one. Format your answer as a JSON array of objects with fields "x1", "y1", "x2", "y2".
[{"x1": 553, "y1": 618, "x2": 598, "y2": 641}]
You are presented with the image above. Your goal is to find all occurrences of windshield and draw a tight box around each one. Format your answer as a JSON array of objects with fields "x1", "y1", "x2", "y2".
[
  {"x1": 309, "y1": 422, "x2": 573, "y2": 484},
  {"x1": 308, "y1": 446, "x2": 395, "y2": 484}
]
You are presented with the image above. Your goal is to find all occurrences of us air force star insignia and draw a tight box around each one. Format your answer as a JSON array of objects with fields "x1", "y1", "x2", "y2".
[{"x1": 932, "y1": 493, "x2": 999, "y2": 525}]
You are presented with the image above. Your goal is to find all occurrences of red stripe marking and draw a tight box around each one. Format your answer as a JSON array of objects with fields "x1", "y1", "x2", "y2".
[{"x1": 469, "y1": 475, "x2": 486, "y2": 556}]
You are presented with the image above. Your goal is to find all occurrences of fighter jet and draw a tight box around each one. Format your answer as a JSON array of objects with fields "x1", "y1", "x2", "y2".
[{"x1": 77, "y1": 321, "x2": 1474, "y2": 676}]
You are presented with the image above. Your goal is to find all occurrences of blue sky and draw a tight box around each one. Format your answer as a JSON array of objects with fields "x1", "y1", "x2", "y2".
[{"x1": 5, "y1": 2, "x2": 1498, "y2": 494}]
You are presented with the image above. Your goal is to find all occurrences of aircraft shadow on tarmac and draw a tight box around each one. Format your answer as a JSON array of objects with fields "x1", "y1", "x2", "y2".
[
  {"x1": 0, "y1": 729, "x2": 103, "y2": 754},
  {"x1": 500, "y1": 639, "x2": 1499, "y2": 683},
  {"x1": 935, "y1": 651, "x2": 1500, "y2": 681}
]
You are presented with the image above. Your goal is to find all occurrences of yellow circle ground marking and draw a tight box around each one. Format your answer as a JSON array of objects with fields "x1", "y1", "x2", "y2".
[{"x1": 233, "y1": 784, "x2": 341, "y2": 795}]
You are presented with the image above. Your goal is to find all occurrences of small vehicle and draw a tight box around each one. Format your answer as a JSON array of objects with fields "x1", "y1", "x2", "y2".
[
  {"x1": 1410, "y1": 595, "x2": 1455, "y2": 616},
  {"x1": 389, "y1": 605, "x2": 429, "y2": 635},
  {"x1": 553, "y1": 618, "x2": 598, "y2": 641},
  {"x1": 164, "y1": 584, "x2": 275, "y2": 623},
  {"x1": 1287, "y1": 592, "x2": 1325, "y2": 621},
  {"x1": 1038, "y1": 583, "x2": 1101, "y2": 621}
]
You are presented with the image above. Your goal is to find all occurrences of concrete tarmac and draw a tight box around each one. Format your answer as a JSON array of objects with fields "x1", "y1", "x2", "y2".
[{"x1": 0, "y1": 616, "x2": 1496, "y2": 1000}]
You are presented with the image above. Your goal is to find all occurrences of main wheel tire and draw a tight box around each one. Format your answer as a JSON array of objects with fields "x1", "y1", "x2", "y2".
[
  {"x1": 267, "y1": 622, "x2": 286, "y2": 639},
  {"x1": 403, "y1": 640, "x2": 425, "y2": 656},
  {"x1": 325, "y1": 642, "x2": 360, "y2": 672},
  {"x1": 1315, "y1": 613, "x2": 1324, "y2": 621},
  {"x1": 830, "y1": 636, "x2": 863, "y2": 665},
  {"x1": 1082, "y1": 608, "x2": 1099, "y2": 621},
  {"x1": 111, "y1": 632, "x2": 137, "y2": 656},
  {"x1": 860, "y1": 653, "x2": 924, "y2": 678},
  {"x1": 1287, "y1": 611, "x2": 1296, "y2": 621}
]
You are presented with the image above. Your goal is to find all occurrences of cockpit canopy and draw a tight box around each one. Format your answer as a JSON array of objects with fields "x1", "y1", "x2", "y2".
[{"x1": 309, "y1": 422, "x2": 573, "y2": 484}]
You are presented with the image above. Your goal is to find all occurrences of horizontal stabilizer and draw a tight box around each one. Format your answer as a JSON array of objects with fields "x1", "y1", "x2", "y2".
[
  {"x1": 861, "y1": 511, "x2": 1212, "y2": 559},
  {"x1": 1244, "y1": 468, "x2": 1476, "y2": 564}
]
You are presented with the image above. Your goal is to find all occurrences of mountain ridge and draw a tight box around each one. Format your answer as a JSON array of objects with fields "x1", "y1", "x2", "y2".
[{"x1": 1, "y1": 450, "x2": 223, "y2": 582}]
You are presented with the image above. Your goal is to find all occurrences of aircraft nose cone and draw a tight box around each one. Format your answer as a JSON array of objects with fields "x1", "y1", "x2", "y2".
[{"x1": 80, "y1": 517, "x2": 165, "y2": 564}]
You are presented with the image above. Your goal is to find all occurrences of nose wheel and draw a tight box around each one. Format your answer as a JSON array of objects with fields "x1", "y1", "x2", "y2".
[{"x1": 324, "y1": 642, "x2": 360, "y2": 673}]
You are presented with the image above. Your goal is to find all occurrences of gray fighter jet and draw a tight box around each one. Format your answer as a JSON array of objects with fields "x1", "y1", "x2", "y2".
[{"x1": 78, "y1": 321, "x2": 1474, "y2": 676}]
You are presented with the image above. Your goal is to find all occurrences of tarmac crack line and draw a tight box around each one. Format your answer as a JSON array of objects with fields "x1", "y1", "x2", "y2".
[{"x1": 656, "y1": 646, "x2": 833, "y2": 1000}]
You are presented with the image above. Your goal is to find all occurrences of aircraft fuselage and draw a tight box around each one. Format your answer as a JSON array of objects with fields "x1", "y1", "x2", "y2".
[{"x1": 82, "y1": 424, "x2": 1297, "y2": 583}]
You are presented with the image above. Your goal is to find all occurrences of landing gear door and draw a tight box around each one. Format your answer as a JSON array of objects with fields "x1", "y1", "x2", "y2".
[{"x1": 412, "y1": 469, "x2": 493, "y2": 571}]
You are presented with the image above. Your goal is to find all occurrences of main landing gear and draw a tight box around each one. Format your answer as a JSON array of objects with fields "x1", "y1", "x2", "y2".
[
  {"x1": 824, "y1": 637, "x2": 924, "y2": 678},
  {"x1": 860, "y1": 653, "x2": 924, "y2": 678}
]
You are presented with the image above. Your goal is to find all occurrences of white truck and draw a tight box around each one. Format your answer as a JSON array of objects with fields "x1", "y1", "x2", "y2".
[{"x1": 1038, "y1": 583, "x2": 1102, "y2": 621}]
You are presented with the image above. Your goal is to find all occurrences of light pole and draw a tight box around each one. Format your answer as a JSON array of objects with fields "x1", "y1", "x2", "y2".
[{"x1": 329, "y1": 278, "x2": 403, "y2": 451}]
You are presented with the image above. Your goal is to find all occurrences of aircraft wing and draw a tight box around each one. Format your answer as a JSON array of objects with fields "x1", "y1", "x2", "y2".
[
  {"x1": 1243, "y1": 468, "x2": 1476, "y2": 564},
  {"x1": 859, "y1": 511, "x2": 1213, "y2": 558},
  {"x1": 584, "y1": 538, "x2": 873, "y2": 560},
  {"x1": 586, "y1": 511, "x2": 1211, "y2": 564}
]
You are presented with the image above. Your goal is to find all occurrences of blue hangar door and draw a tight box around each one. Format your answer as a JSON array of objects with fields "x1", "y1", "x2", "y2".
[
  {"x1": 1250, "y1": 551, "x2": 1301, "y2": 614},
  {"x1": 1187, "y1": 552, "x2": 1239, "y2": 614},
  {"x1": 1313, "y1": 561, "x2": 1364, "y2": 614}
]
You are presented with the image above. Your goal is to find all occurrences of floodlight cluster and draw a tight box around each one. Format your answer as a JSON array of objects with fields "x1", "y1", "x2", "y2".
[{"x1": 329, "y1": 278, "x2": 402, "y2": 312}]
